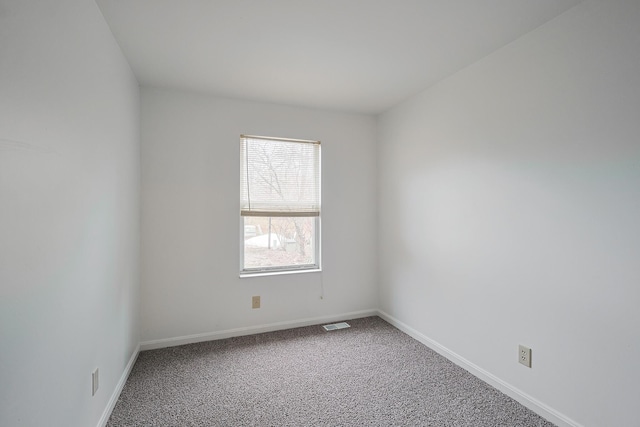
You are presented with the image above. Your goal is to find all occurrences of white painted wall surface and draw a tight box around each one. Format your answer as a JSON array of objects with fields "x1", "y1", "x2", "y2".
[
  {"x1": 0, "y1": 1, "x2": 140, "y2": 426},
  {"x1": 377, "y1": 1, "x2": 640, "y2": 426},
  {"x1": 140, "y1": 88, "x2": 377, "y2": 343}
]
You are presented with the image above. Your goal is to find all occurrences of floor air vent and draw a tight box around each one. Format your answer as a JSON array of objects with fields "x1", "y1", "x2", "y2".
[{"x1": 322, "y1": 322, "x2": 350, "y2": 331}]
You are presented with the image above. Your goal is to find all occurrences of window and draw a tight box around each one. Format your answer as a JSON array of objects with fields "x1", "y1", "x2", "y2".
[{"x1": 240, "y1": 135, "x2": 321, "y2": 275}]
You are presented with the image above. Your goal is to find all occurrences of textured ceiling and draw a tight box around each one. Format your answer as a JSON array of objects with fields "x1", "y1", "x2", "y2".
[{"x1": 96, "y1": 0, "x2": 581, "y2": 114}]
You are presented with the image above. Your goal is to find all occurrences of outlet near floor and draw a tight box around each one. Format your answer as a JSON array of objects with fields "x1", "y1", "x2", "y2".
[
  {"x1": 252, "y1": 295, "x2": 260, "y2": 309},
  {"x1": 519, "y1": 345, "x2": 532, "y2": 368},
  {"x1": 92, "y1": 368, "x2": 99, "y2": 396}
]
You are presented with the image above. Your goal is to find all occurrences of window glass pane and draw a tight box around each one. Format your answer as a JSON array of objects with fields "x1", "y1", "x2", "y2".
[{"x1": 243, "y1": 216, "x2": 316, "y2": 270}]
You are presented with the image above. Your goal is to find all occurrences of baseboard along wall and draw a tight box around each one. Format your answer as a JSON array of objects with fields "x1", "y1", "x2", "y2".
[
  {"x1": 97, "y1": 344, "x2": 140, "y2": 427},
  {"x1": 139, "y1": 309, "x2": 379, "y2": 351}
]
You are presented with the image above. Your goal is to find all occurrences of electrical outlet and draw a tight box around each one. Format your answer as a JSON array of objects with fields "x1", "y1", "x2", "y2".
[
  {"x1": 519, "y1": 345, "x2": 532, "y2": 368},
  {"x1": 92, "y1": 368, "x2": 99, "y2": 396},
  {"x1": 252, "y1": 295, "x2": 260, "y2": 309}
]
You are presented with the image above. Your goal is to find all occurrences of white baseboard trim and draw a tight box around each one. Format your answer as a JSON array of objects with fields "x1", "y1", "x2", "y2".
[
  {"x1": 376, "y1": 310, "x2": 583, "y2": 427},
  {"x1": 97, "y1": 343, "x2": 140, "y2": 427},
  {"x1": 140, "y1": 309, "x2": 378, "y2": 351}
]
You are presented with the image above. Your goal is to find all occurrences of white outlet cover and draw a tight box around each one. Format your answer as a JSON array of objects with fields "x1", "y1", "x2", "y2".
[
  {"x1": 519, "y1": 345, "x2": 532, "y2": 368},
  {"x1": 92, "y1": 368, "x2": 99, "y2": 396}
]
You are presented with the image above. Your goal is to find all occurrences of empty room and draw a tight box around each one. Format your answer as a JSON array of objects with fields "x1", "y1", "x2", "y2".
[{"x1": 1, "y1": 0, "x2": 639, "y2": 426}]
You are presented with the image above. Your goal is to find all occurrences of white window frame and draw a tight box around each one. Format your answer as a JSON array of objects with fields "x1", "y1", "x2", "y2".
[{"x1": 239, "y1": 135, "x2": 321, "y2": 277}]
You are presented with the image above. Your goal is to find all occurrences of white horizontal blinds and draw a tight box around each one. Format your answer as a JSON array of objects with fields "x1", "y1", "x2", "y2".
[{"x1": 240, "y1": 135, "x2": 321, "y2": 217}]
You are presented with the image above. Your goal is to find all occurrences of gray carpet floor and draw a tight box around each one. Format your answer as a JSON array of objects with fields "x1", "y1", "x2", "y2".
[{"x1": 107, "y1": 317, "x2": 555, "y2": 426}]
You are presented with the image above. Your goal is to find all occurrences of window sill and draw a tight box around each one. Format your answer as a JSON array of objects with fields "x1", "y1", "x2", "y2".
[{"x1": 239, "y1": 268, "x2": 322, "y2": 279}]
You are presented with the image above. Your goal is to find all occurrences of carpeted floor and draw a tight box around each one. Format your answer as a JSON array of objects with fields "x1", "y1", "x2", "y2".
[{"x1": 107, "y1": 317, "x2": 555, "y2": 426}]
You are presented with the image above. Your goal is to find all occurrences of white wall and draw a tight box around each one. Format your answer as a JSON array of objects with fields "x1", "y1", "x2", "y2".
[
  {"x1": 0, "y1": 1, "x2": 140, "y2": 426},
  {"x1": 377, "y1": 1, "x2": 640, "y2": 426},
  {"x1": 140, "y1": 87, "x2": 377, "y2": 344}
]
